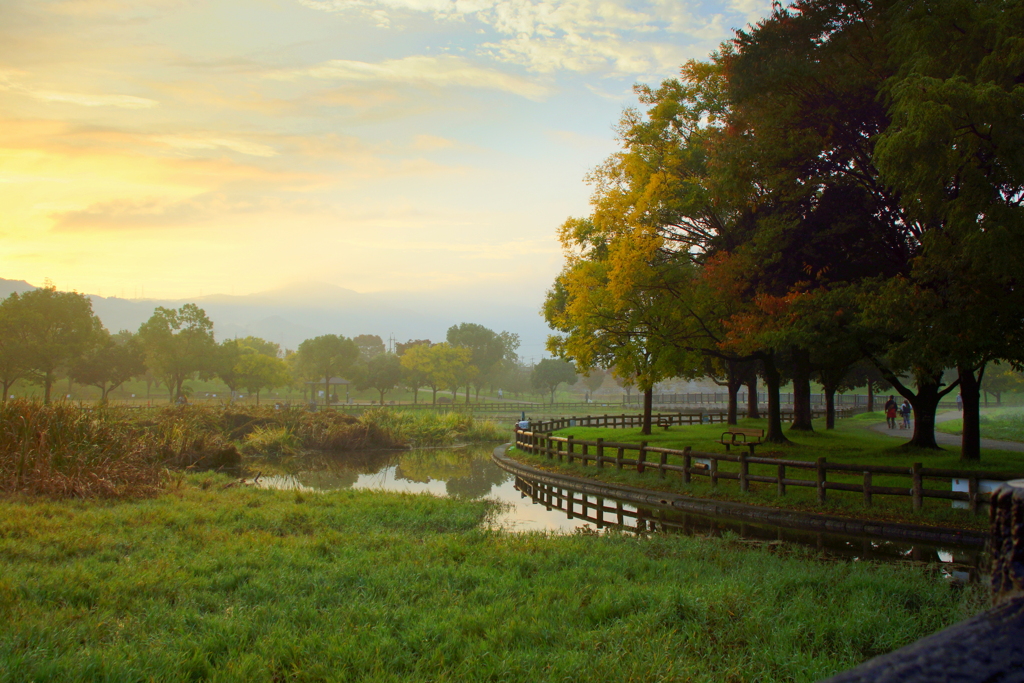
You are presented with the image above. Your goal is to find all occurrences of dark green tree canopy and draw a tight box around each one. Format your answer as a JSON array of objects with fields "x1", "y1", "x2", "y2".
[
  {"x1": 5, "y1": 287, "x2": 103, "y2": 403},
  {"x1": 137, "y1": 303, "x2": 216, "y2": 402}
]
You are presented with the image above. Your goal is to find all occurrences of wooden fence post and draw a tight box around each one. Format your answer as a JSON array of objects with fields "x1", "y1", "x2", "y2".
[
  {"x1": 863, "y1": 471, "x2": 872, "y2": 507},
  {"x1": 565, "y1": 435, "x2": 574, "y2": 464},
  {"x1": 683, "y1": 446, "x2": 692, "y2": 484},
  {"x1": 616, "y1": 446, "x2": 624, "y2": 470},
  {"x1": 911, "y1": 462, "x2": 923, "y2": 512},
  {"x1": 637, "y1": 441, "x2": 648, "y2": 474},
  {"x1": 659, "y1": 451, "x2": 668, "y2": 479},
  {"x1": 739, "y1": 453, "x2": 749, "y2": 492},
  {"x1": 990, "y1": 479, "x2": 1024, "y2": 605},
  {"x1": 710, "y1": 457, "x2": 719, "y2": 487},
  {"x1": 596, "y1": 438, "x2": 605, "y2": 469},
  {"x1": 816, "y1": 457, "x2": 827, "y2": 504},
  {"x1": 777, "y1": 464, "x2": 786, "y2": 497},
  {"x1": 969, "y1": 475, "x2": 979, "y2": 515}
]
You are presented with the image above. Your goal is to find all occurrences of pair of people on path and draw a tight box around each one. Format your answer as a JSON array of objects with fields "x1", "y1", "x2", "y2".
[{"x1": 885, "y1": 395, "x2": 912, "y2": 429}]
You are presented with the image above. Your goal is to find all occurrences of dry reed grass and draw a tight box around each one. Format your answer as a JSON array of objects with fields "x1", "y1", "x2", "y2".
[{"x1": 0, "y1": 400, "x2": 162, "y2": 498}]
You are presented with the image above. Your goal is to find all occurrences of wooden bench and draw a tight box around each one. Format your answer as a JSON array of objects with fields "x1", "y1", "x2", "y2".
[
  {"x1": 657, "y1": 418, "x2": 673, "y2": 431},
  {"x1": 720, "y1": 427, "x2": 765, "y2": 455}
]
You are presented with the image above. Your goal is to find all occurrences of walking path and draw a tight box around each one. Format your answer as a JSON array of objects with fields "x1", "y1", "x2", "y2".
[{"x1": 870, "y1": 409, "x2": 1024, "y2": 453}]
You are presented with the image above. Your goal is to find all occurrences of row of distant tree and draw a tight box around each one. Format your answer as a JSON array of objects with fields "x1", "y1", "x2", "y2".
[{"x1": 0, "y1": 286, "x2": 589, "y2": 406}]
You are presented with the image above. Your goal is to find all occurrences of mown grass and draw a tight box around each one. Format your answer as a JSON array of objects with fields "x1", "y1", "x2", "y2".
[
  {"x1": 0, "y1": 478, "x2": 987, "y2": 682},
  {"x1": 936, "y1": 409, "x2": 1024, "y2": 442},
  {"x1": 511, "y1": 414, "x2": 1024, "y2": 531}
]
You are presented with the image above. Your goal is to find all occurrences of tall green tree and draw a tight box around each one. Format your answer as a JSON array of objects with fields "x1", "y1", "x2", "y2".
[
  {"x1": 293, "y1": 335, "x2": 359, "y2": 407},
  {"x1": 213, "y1": 339, "x2": 250, "y2": 402},
  {"x1": 70, "y1": 330, "x2": 147, "y2": 404},
  {"x1": 354, "y1": 353, "x2": 403, "y2": 406},
  {"x1": 398, "y1": 341, "x2": 431, "y2": 403},
  {"x1": 530, "y1": 359, "x2": 577, "y2": 405},
  {"x1": 236, "y1": 353, "x2": 291, "y2": 406},
  {"x1": 874, "y1": 0, "x2": 1024, "y2": 459},
  {"x1": 0, "y1": 296, "x2": 32, "y2": 402},
  {"x1": 446, "y1": 323, "x2": 507, "y2": 403},
  {"x1": 138, "y1": 304, "x2": 216, "y2": 402},
  {"x1": 5, "y1": 287, "x2": 103, "y2": 403}
]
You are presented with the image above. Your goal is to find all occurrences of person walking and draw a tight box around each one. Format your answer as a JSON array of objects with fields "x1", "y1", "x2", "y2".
[
  {"x1": 884, "y1": 395, "x2": 898, "y2": 429},
  {"x1": 956, "y1": 392, "x2": 963, "y2": 412},
  {"x1": 900, "y1": 399, "x2": 912, "y2": 429}
]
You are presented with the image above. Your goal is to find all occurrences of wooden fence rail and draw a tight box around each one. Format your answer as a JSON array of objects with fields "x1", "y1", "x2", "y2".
[
  {"x1": 528, "y1": 408, "x2": 853, "y2": 433},
  {"x1": 512, "y1": 430, "x2": 1023, "y2": 515}
]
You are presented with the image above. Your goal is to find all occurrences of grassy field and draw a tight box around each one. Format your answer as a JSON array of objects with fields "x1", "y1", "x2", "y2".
[
  {"x1": 936, "y1": 409, "x2": 1024, "y2": 442},
  {"x1": 0, "y1": 476, "x2": 987, "y2": 682},
  {"x1": 510, "y1": 412, "x2": 1024, "y2": 531}
]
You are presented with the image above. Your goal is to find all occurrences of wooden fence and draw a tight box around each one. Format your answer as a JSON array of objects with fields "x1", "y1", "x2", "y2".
[
  {"x1": 528, "y1": 408, "x2": 853, "y2": 433},
  {"x1": 512, "y1": 430, "x2": 1023, "y2": 515}
]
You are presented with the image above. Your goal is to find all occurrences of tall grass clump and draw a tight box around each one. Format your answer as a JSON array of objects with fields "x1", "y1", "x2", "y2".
[
  {"x1": 0, "y1": 400, "x2": 161, "y2": 498},
  {"x1": 240, "y1": 425, "x2": 301, "y2": 455},
  {"x1": 287, "y1": 408, "x2": 404, "y2": 451},
  {"x1": 138, "y1": 406, "x2": 240, "y2": 471},
  {"x1": 358, "y1": 408, "x2": 508, "y2": 447}
]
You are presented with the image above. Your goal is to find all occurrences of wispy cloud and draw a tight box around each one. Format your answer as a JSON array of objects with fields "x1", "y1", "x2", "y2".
[
  {"x1": 154, "y1": 135, "x2": 278, "y2": 158},
  {"x1": 294, "y1": 0, "x2": 760, "y2": 77},
  {"x1": 0, "y1": 69, "x2": 158, "y2": 109},
  {"x1": 268, "y1": 54, "x2": 551, "y2": 101},
  {"x1": 30, "y1": 90, "x2": 158, "y2": 108}
]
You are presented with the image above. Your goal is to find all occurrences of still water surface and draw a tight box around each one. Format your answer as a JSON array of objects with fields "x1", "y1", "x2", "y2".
[{"x1": 250, "y1": 444, "x2": 985, "y2": 578}]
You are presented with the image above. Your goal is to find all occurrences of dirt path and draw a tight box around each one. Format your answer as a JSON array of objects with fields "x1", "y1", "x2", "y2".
[{"x1": 869, "y1": 409, "x2": 1024, "y2": 453}]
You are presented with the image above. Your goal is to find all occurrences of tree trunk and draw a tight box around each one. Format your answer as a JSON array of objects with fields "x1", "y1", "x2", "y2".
[
  {"x1": 761, "y1": 353, "x2": 789, "y2": 444},
  {"x1": 465, "y1": 385, "x2": 470, "y2": 404},
  {"x1": 789, "y1": 349, "x2": 813, "y2": 431},
  {"x1": 958, "y1": 364, "x2": 984, "y2": 462},
  {"x1": 906, "y1": 383, "x2": 942, "y2": 449},
  {"x1": 823, "y1": 382, "x2": 836, "y2": 430},
  {"x1": 43, "y1": 372, "x2": 54, "y2": 404},
  {"x1": 431, "y1": 387, "x2": 437, "y2": 404},
  {"x1": 413, "y1": 387, "x2": 419, "y2": 404},
  {"x1": 746, "y1": 374, "x2": 759, "y2": 419},
  {"x1": 379, "y1": 389, "x2": 386, "y2": 406},
  {"x1": 641, "y1": 388, "x2": 653, "y2": 435}
]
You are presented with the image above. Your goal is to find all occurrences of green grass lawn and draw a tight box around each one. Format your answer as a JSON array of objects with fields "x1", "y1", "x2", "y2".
[
  {"x1": 936, "y1": 409, "x2": 1024, "y2": 442},
  {"x1": 511, "y1": 413, "x2": 1024, "y2": 531},
  {"x1": 0, "y1": 476, "x2": 986, "y2": 682}
]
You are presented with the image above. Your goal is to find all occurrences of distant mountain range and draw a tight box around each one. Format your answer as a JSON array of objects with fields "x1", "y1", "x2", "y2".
[{"x1": 0, "y1": 278, "x2": 552, "y2": 359}]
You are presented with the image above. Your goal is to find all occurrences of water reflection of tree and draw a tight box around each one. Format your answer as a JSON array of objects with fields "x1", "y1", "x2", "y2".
[
  {"x1": 392, "y1": 446, "x2": 510, "y2": 498},
  {"x1": 445, "y1": 457, "x2": 510, "y2": 499},
  {"x1": 269, "y1": 450, "x2": 397, "y2": 491}
]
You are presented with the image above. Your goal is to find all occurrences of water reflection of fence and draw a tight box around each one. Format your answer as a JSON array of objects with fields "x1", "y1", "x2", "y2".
[
  {"x1": 513, "y1": 475, "x2": 984, "y2": 571},
  {"x1": 529, "y1": 408, "x2": 851, "y2": 433},
  {"x1": 513, "y1": 430, "x2": 1024, "y2": 515}
]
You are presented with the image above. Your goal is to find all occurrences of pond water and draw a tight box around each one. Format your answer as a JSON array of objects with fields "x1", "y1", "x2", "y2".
[{"x1": 249, "y1": 444, "x2": 986, "y2": 579}]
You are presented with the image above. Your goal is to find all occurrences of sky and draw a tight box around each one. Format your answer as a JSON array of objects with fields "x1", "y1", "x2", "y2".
[{"x1": 0, "y1": 0, "x2": 770, "y2": 308}]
